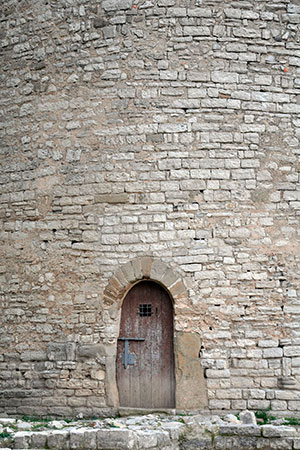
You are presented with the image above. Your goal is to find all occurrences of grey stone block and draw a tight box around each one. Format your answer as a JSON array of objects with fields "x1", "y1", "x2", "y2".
[
  {"x1": 96, "y1": 429, "x2": 136, "y2": 449},
  {"x1": 239, "y1": 410, "x2": 257, "y2": 425},
  {"x1": 219, "y1": 424, "x2": 261, "y2": 436},
  {"x1": 47, "y1": 430, "x2": 70, "y2": 449},
  {"x1": 261, "y1": 425, "x2": 296, "y2": 438}
]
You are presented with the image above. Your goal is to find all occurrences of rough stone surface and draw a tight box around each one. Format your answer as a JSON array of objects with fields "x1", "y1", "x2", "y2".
[
  {"x1": 239, "y1": 410, "x2": 257, "y2": 425},
  {"x1": 0, "y1": 413, "x2": 299, "y2": 449},
  {"x1": 0, "y1": 0, "x2": 300, "y2": 417},
  {"x1": 175, "y1": 331, "x2": 207, "y2": 409}
]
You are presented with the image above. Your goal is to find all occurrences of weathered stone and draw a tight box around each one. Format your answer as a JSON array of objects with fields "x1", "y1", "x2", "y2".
[
  {"x1": 262, "y1": 425, "x2": 297, "y2": 438},
  {"x1": 47, "y1": 430, "x2": 70, "y2": 449},
  {"x1": 13, "y1": 431, "x2": 32, "y2": 449},
  {"x1": 31, "y1": 431, "x2": 48, "y2": 448},
  {"x1": 175, "y1": 332, "x2": 207, "y2": 410},
  {"x1": 96, "y1": 429, "x2": 136, "y2": 449},
  {"x1": 1, "y1": 0, "x2": 300, "y2": 419},
  {"x1": 77, "y1": 344, "x2": 113, "y2": 358},
  {"x1": 219, "y1": 424, "x2": 261, "y2": 436},
  {"x1": 239, "y1": 410, "x2": 257, "y2": 425},
  {"x1": 94, "y1": 194, "x2": 129, "y2": 204}
]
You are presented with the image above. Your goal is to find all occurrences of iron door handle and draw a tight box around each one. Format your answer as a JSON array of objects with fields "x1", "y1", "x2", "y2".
[{"x1": 118, "y1": 337, "x2": 145, "y2": 368}]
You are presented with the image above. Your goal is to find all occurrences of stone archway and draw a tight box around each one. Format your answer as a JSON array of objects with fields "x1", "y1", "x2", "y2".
[
  {"x1": 103, "y1": 256, "x2": 207, "y2": 411},
  {"x1": 103, "y1": 256, "x2": 188, "y2": 307}
]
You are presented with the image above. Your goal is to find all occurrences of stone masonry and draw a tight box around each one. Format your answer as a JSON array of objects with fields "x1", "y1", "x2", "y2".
[
  {"x1": 0, "y1": 0, "x2": 300, "y2": 417},
  {"x1": 1, "y1": 412, "x2": 300, "y2": 450}
]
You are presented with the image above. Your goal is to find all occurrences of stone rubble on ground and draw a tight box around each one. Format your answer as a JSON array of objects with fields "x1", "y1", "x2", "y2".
[{"x1": 0, "y1": 411, "x2": 299, "y2": 449}]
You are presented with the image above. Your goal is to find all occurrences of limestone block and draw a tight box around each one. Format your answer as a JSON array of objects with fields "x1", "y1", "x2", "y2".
[
  {"x1": 121, "y1": 261, "x2": 136, "y2": 283},
  {"x1": 187, "y1": 71, "x2": 210, "y2": 81},
  {"x1": 160, "y1": 422, "x2": 186, "y2": 439},
  {"x1": 158, "y1": 123, "x2": 187, "y2": 133},
  {"x1": 181, "y1": 437, "x2": 213, "y2": 449},
  {"x1": 47, "y1": 343, "x2": 68, "y2": 361},
  {"x1": 188, "y1": 8, "x2": 212, "y2": 17},
  {"x1": 77, "y1": 344, "x2": 114, "y2": 358},
  {"x1": 206, "y1": 369, "x2": 230, "y2": 378},
  {"x1": 219, "y1": 424, "x2": 261, "y2": 436},
  {"x1": 135, "y1": 430, "x2": 158, "y2": 448},
  {"x1": 239, "y1": 410, "x2": 257, "y2": 425},
  {"x1": 47, "y1": 430, "x2": 70, "y2": 449},
  {"x1": 284, "y1": 347, "x2": 300, "y2": 357},
  {"x1": 131, "y1": 258, "x2": 143, "y2": 280},
  {"x1": 30, "y1": 431, "x2": 48, "y2": 448},
  {"x1": 159, "y1": 71, "x2": 178, "y2": 80},
  {"x1": 167, "y1": 7, "x2": 186, "y2": 17},
  {"x1": 103, "y1": 26, "x2": 117, "y2": 39},
  {"x1": 263, "y1": 348, "x2": 283, "y2": 358},
  {"x1": 175, "y1": 331, "x2": 208, "y2": 409},
  {"x1": 20, "y1": 351, "x2": 47, "y2": 361},
  {"x1": 169, "y1": 280, "x2": 187, "y2": 299},
  {"x1": 84, "y1": 429, "x2": 97, "y2": 449},
  {"x1": 156, "y1": 430, "x2": 172, "y2": 447},
  {"x1": 172, "y1": 99, "x2": 201, "y2": 109},
  {"x1": 149, "y1": 259, "x2": 168, "y2": 281},
  {"x1": 105, "y1": 355, "x2": 119, "y2": 407},
  {"x1": 13, "y1": 431, "x2": 32, "y2": 449},
  {"x1": 183, "y1": 26, "x2": 211, "y2": 36},
  {"x1": 211, "y1": 72, "x2": 238, "y2": 83},
  {"x1": 258, "y1": 340, "x2": 279, "y2": 348},
  {"x1": 262, "y1": 425, "x2": 296, "y2": 438},
  {"x1": 94, "y1": 194, "x2": 129, "y2": 204},
  {"x1": 69, "y1": 429, "x2": 86, "y2": 449},
  {"x1": 102, "y1": 0, "x2": 132, "y2": 11},
  {"x1": 96, "y1": 429, "x2": 136, "y2": 449},
  {"x1": 214, "y1": 436, "x2": 262, "y2": 450},
  {"x1": 247, "y1": 399, "x2": 270, "y2": 410}
]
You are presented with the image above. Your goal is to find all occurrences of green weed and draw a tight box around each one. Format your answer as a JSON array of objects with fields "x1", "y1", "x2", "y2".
[
  {"x1": 283, "y1": 417, "x2": 300, "y2": 426},
  {"x1": 255, "y1": 410, "x2": 276, "y2": 424},
  {"x1": 21, "y1": 415, "x2": 52, "y2": 423},
  {"x1": 0, "y1": 432, "x2": 12, "y2": 439}
]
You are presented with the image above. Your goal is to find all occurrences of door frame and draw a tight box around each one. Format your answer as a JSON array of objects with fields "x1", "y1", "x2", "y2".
[{"x1": 102, "y1": 257, "x2": 208, "y2": 411}]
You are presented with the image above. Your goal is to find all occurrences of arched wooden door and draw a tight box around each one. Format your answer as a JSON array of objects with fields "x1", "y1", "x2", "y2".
[{"x1": 116, "y1": 281, "x2": 175, "y2": 408}]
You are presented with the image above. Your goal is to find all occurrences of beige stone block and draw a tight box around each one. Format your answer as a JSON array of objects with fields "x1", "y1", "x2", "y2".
[
  {"x1": 140, "y1": 256, "x2": 153, "y2": 278},
  {"x1": 160, "y1": 269, "x2": 180, "y2": 291},
  {"x1": 131, "y1": 258, "x2": 143, "y2": 280},
  {"x1": 91, "y1": 369, "x2": 105, "y2": 381},
  {"x1": 169, "y1": 280, "x2": 187, "y2": 299},
  {"x1": 121, "y1": 261, "x2": 135, "y2": 283},
  {"x1": 86, "y1": 396, "x2": 106, "y2": 407},
  {"x1": 68, "y1": 396, "x2": 87, "y2": 407},
  {"x1": 96, "y1": 429, "x2": 136, "y2": 449},
  {"x1": 94, "y1": 193, "x2": 129, "y2": 204},
  {"x1": 175, "y1": 331, "x2": 207, "y2": 409},
  {"x1": 149, "y1": 259, "x2": 168, "y2": 280}
]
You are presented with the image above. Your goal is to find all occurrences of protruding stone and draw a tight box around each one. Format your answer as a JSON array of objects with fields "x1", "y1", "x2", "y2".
[{"x1": 240, "y1": 410, "x2": 257, "y2": 425}]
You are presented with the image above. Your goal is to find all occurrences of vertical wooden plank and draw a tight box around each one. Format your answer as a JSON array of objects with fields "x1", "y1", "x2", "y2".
[{"x1": 116, "y1": 281, "x2": 175, "y2": 408}]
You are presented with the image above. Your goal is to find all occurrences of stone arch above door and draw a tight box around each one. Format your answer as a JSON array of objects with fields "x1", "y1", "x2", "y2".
[
  {"x1": 103, "y1": 257, "x2": 207, "y2": 411},
  {"x1": 103, "y1": 256, "x2": 188, "y2": 307}
]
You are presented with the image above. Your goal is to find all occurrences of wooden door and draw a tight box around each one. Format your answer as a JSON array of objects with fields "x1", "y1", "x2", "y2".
[{"x1": 116, "y1": 281, "x2": 175, "y2": 408}]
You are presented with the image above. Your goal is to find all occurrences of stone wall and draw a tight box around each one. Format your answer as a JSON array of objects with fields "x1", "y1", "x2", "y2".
[{"x1": 0, "y1": 0, "x2": 300, "y2": 417}]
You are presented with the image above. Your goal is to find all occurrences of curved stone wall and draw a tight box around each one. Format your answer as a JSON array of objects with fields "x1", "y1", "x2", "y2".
[{"x1": 0, "y1": 0, "x2": 300, "y2": 416}]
